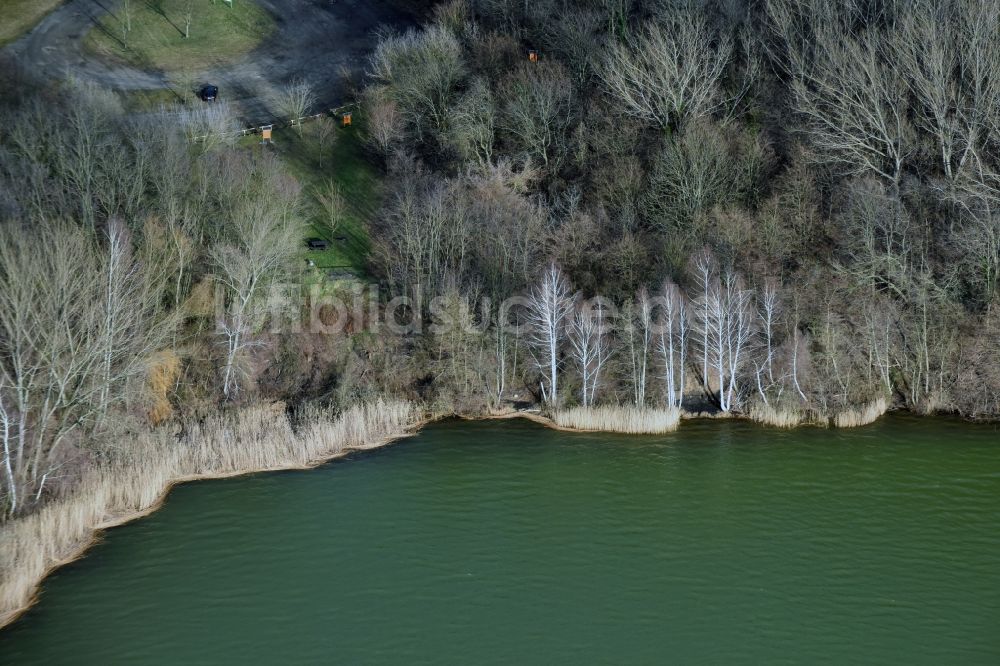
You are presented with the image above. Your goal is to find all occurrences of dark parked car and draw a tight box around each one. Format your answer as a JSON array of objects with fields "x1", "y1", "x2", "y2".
[
  {"x1": 200, "y1": 84, "x2": 218, "y2": 102},
  {"x1": 306, "y1": 238, "x2": 329, "y2": 250}
]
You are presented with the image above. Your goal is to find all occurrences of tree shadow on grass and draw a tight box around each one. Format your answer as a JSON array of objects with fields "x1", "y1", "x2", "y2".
[
  {"x1": 84, "y1": 0, "x2": 127, "y2": 49},
  {"x1": 144, "y1": 0, "x2": 185, "y2": 37}
]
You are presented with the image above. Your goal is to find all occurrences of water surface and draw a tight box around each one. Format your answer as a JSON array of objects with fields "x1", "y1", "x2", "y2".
[{"x1": 2, "y1": 416, "x2": 999, "y2": 663}]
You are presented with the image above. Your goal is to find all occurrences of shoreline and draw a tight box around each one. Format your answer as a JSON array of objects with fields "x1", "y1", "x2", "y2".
[
  {"x1": 0, "y1": 400, "x2": 989, "y2": 631},
  {"x1": 0, "y1": 400, "x2": 422, "y2": 631},
  {"x1": 2, "y1": 405, "x2": 676, "y2": 630}
]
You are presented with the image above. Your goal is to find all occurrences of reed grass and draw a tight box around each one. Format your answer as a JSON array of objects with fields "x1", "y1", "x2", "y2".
[
  {"x1": 832, "y1": 396, "x2": 888, "y2": 428},
  {"x1": 0, "y1": 398, "x2": 415, "y2": 628},
  {"x1": 553, "y1": 405, "x2": 681, "y2": 434},
  {"x1": 748, "y1": 403, "x2": 807, "y2": 428}
]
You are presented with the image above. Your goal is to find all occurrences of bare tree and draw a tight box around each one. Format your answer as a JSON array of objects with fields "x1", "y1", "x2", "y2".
[
  {"x1": 753, "y1": 281, "x2": 779, "y2": 405},
  {"x1": 568, "y1": 297, "x2": 612, "y2": 406},
  {"x1": 273, "y1": 79, "x2": 316, "y2": 133},
  {"x1": 600, "y1": 13, "x2": 732, "y2": 130},
  {"x1": 525, "y1": 262, "x2": 574, "y2": 405},
  {"x1": 644, "y1": 120, "x2": 752, "y2": 233},
  {"x1": 768, "y1": 0, "x2": 910, "y2": 185},
  {"x1": 463, "y1": 159, "x2": 545, "y2": 300},
  {"x1": 694, "y1": 265, "x2": 754, "y2": 412},
  {"x1": 364, "y1": 86, "x2": 405, "y2": 156},
  {"x1": 315, "y1": 180, "x2": 346, "y2": 238},
  {"x1": 164, "y1": 211, "x2": 196, "y2": 307},
  {"x1": 307, "y1": 116, "x2": 337, "y2": 168},
  {"x1": 864, "y1": 298, "x2": 895, "y2": 395},
  {"x1": 213, "y1": 159, "x2": 302, "y2": 399},
  {"x1": 623, "y1": 288, "x2": 653, "y2": 406},
  {"x1": 429, "y1": 282, "x2": 483, "y2": 396},
  {"x1": 183, "y1": 0, "x2": 194, "y2": 39},
  {"x1": 836, "y1": 178, "x2": 914, "y2": 298},
  {"x1": 374, "y1": 166, "x2": 471, "y2": 302},
  {"x1": 500, "y1": 61, "x2": 574, "y2": 169},
  {"x1": 367, "y1": 25, "x2": 466, "y2": 142},
  {"x1": 945, "y1": 145, "x2": 1000, "y2": 307},
  {"x1": 179, "y1": 101, "x2": 240, "y2": 152},
  {"x1": 448, "y1": 77, "x2": 496, "y2": 166},
  {"x1": 658, "y1": 280, "x2": 687, "y2": 410},
  {"x1": 894, "y1": 0, "x2": 1000, "y2": 182},
  {"x1": 0, "y1": 221, "x2": 173, "y2": 513},
  {"x1": 538, "y1": 7, "x2": 603, "y2": 85},
  {"x1": 96, "y1": 219, "x2": 174, "y2": 420},
  {"x1": 691, "y1": 249, "x2": 716, "y2": 394},
  {"x1": 791, "y1": 324, "x2": 809, "y2": 403},
  {"x1": 485, "y1": 300, "x2": 519, "y2": 410},
  {"x1": 0, "y1": 394, "x2": 15, "y2": 514}
]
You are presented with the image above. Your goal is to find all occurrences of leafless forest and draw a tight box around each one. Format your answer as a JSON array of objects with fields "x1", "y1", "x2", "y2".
[{"x1": 2, "y1": 0, "x2": 1000, "y2": 519}]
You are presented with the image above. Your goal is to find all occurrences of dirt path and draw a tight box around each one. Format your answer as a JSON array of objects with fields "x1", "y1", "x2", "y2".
[{"x1": 4, "y1": 0, "x2": 418, "y2": 123}]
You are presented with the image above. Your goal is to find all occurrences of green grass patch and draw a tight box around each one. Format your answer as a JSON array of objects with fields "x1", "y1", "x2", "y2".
[
  {"x1": 118, "y1": 87, "x2": 186, "y2": 112},
  {"x1": 0, "y1": 0, "x2": 63, "y2": 46},
  {"x1": 268, "y1": 118, "x2": 382, "y2": 278},
  {"x1": 84, "y1": 0, "x2": 273, "y2": 74}
]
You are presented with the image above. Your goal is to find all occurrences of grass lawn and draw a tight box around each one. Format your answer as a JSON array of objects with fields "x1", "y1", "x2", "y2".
[
  {"x1": 118, "y1": 87, "x2": 186, "y2": 111},
  {"x1": 0, "y1": 0, "x2": 63, "y2": 46},
  {"x1": 268, "y1": 117, "x2": 382, "y2": 278},
  {"x1": 85, "y1": 0, "x2": 273, "y2": 74}
]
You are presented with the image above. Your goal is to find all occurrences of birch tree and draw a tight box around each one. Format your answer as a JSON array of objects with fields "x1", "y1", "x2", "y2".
[
  {"x1": 752, "y1": 282, "x2": 780, "y2": 404},
  {"x1": 623, "y1": 288, "x2": 653, "y2": 406},
  {"x1": 213, "y1": 161, "x2": 302, "y2": 399},
  {"x1": 658, "y1": 280, "x2": 687, "y2": 410},
  {"x1": 567, "y1": 298, "x2": 612, "y2": 406},
  {"x1": 691, "y1": 250, "x2": 716, "y2": 393},
  {"x1": 695, "y1": 267, "x2": 754, "y2": 412},
  {"x1": 0, "y1": 222, "x2": 172, "y2": 513},
  {"x1": 96, "y1": 219, "x2": 174, "y2": 420},
  {"x1": 486, "y1": 301, "x2": 518, "y2": 410},
  {"x1": 525, "y1": 262, "x2": 574, "y2": 405}
]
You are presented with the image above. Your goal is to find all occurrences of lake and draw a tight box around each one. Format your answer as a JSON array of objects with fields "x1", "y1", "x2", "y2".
[{"x1": 2, "y1": 416, "x2": 999, "y2": 663}]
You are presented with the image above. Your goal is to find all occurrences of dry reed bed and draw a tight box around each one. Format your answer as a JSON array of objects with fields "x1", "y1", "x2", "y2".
[
  {"x1": 749, "y1": 398, "x2": 890, "y2": 429},
  {"x1": 832, "y1": 396, "x2": 889, "y2": 428},
  {"x1": 748, "y1": 403, "x2": 807, "y2": 428},
  {"x1": 553, "y1": 406, "x2": 681, "y2": 434},
  {"x1": 0, "y1": 395, "x2": 893, "y2": 630},
  {"x1": 0, "y1": 399, "x2": 416, "y2": 629}
]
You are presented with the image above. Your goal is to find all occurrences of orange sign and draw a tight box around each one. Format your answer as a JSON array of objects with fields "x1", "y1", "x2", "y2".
[
  {"x1": 261, "y1": 125, "x2": 273, "y2": 144},
  {"x1": 342, "y1": 112, "x2": 352, "y2": 127}
]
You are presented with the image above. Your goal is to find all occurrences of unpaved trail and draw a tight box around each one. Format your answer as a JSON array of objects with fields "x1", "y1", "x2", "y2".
[{"x1": 4, "y1": 0, "x2": 418, "y2": 122}]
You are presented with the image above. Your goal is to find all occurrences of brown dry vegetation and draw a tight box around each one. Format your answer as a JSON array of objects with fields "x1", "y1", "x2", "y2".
[
  {"x1": 2, "y1": 0, "x2": 999, "y2": 631},
  {"x1": 553, "y1": 406, "x2": 681, "y2": 434},
  {"x1": 747, "y1": 404, "x2": 808, "y2": 429},
  {"x1": 0, "y1": 399, "x2": 415, "y2": 629},
  {"x1": 832, "y1": 397, "x2": 889, "y2": 429}
]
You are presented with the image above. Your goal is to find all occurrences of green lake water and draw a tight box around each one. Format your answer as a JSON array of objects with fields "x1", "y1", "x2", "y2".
[{"x1": 1, "y1": 415, "x2": 999, "y2": 664}]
